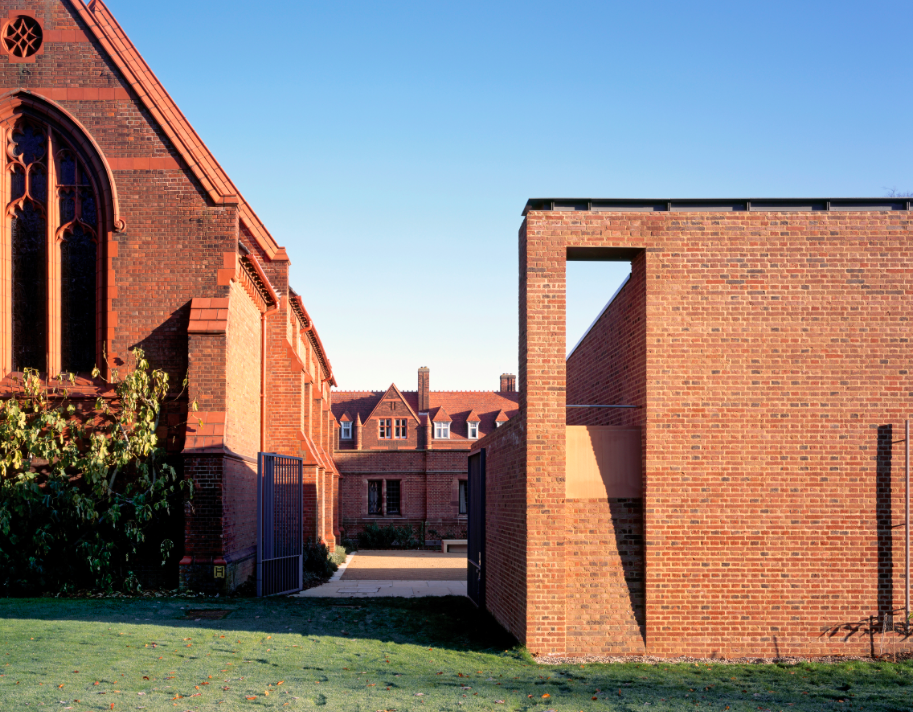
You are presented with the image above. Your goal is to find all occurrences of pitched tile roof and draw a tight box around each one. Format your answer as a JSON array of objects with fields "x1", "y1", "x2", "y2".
[
  {"x1": 332, "y1": 389, "x2": 520, "y2": 442},
  {"x1": 366, "y1": 384, "x2": 420, "y2": 422},
  {"x1": 431, "y1": 406, "x2": 452, "y2": 423},
  {"x1": 466, "y1": 408, "x2": 481, "y2": 422}
]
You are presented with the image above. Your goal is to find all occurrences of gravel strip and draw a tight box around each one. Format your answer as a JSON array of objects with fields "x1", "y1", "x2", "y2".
[{"x1": 535, "y1": 653, "x2": 911, "y2": 666}]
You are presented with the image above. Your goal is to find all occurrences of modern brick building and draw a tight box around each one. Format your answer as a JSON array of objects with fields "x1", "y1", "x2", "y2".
[
  {"x1": 0, "y1": 0, "x2": 340, "y2": 592},
  {"x1": 474, "y1": 198, "x2": 913, "y2": 658},
  {"x1": 333, "y1": 368, "x2": 519, "y2": 541}
]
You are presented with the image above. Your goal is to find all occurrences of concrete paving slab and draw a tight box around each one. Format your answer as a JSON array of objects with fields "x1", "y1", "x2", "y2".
[{"x1": 293, "y1": 579, "x2": 467, "y2": 599}]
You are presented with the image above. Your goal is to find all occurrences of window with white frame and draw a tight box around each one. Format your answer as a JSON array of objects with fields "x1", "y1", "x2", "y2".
[
  {"x1": 394, "y1": 418, "x2": 407, "y2": 439},
  {"x1": 467, "y1": 422, "x2": 479, "y2": 439},
  {"x1": 379, "y1": 418, "x2": 392, "y2": 439},
  {"x1": 433, "y1": 421, "x2": 450, "y2": 439},
  {"x1": 341, "y1": 421, "x2": 352, "y2": 439},
  {"x1": 495, "y1": 421, "x2": 503, "y2": 428}
]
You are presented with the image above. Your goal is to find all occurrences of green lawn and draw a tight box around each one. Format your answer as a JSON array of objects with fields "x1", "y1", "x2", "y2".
[{"x1": 0, "y1": 596, "x2": 911, "y2": 711}]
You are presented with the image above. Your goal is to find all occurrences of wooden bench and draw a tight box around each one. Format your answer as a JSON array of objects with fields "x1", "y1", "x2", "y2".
[{"x1": 441, "y1": 539, "x2": 467, "y2": 553}]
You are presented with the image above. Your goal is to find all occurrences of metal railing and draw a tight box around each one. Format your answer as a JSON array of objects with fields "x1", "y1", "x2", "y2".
[{"x1": 257, "y1": 453, "x2": 304, "y2": 597}]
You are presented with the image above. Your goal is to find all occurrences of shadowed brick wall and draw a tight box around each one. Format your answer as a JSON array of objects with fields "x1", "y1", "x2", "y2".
[
  {"x1": 471, "y1": 416, "x2": 527, "y2": 645},
  {"x1": 336, "y1": 450, "x2": 470, "y2": 538}
]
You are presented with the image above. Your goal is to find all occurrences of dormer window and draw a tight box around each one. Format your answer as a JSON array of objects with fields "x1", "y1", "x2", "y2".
[
  {"x1": 434, "y1": 422, "x2": 450, "y2": 439},
  {"x1": 341, "y1": 421, "x2": 352, "y2": 439},
  {"x1": 468, "y1": 422, "x2": 479, "y2": 439},
  {"x1": 495, "y1": 421, "x2": 502, "y2": 428}
]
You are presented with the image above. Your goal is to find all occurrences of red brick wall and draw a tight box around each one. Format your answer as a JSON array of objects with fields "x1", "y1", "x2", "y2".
[
  {"x1": 361, "y1": 413, "x2": 420, "y2": 450},
  {"x1": 187, "y1": 333, "x2": 227, "y2": 413},
  {"x1": 264, "y1": 304, "x2": 301, "y2": 455},
  {"x1": 506, "y1": 208, "x2": 913, "y2": 657},
  {"x1": 221, "y1": 456, "x2": 257, "y2": 572},
  {"x1": 225, "y1": 282, "x2": 262, "y2": 459},
  {"x1": 565, "y1": 499, "x2": 645, "y2": 655},
  {"x1": 335, "y1": 450, "x2": 470, "y2": 537},
  {"x1": 182, "y1": 456, "x2": 224, "y2": 564},
  {"x1": 471, "y1": 415, "x2": 527, "y2": 645},
  {"x1": 0, "y1": 0, "x2": 239, "y2": 382},
  {"x1": 0, "y1": 0, "x2": 341, "y2": 587}
]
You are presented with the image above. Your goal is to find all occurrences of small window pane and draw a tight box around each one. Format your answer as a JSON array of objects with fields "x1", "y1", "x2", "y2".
[
  {"x1": 61, "y1": 224, "x2": 97, "y2": 373},
  {"x1": 368, "y1": 480, "x2": 382, "y2": 515},
  {"x1": 11, "y1": 201, "x2": 47, "y2": 372},
  {"x1": 386, "y1": 480, "x2": 401, "y2": 515},
  {"x1": 459, "y1": 480, "x2": 467, "y2": 515}
]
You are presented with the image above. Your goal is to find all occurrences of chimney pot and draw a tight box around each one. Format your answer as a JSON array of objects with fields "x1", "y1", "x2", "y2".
[{"x1": 500, "y1": 373, "x2": 516, "y2": 392}]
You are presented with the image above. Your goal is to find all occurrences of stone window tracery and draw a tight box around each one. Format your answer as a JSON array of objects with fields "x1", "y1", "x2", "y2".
[
  {"x1": 4, "y1": 116, "x2": 103, "y2": 375},
  {"x1": 3, "y1": 15, "x2": 43, "y2": 60}
]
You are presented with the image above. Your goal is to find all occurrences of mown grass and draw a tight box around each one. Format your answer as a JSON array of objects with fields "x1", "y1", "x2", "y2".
[{"x1": 0, "y1": 596, "x2": 911, "y2": 711}]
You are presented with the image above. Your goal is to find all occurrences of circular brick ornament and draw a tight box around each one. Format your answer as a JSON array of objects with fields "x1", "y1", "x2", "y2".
[{"x1": 4, "y1": 15, "x2": 43, "y2": 59}]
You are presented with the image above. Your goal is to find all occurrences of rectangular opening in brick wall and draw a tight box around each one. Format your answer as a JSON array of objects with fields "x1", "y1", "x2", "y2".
[
  {"x1": 566, "y1": 258, "x2": 632, "y2": 359},
  {"x1": 564, "y1": 249, "x2": 648, "y2": 655}
]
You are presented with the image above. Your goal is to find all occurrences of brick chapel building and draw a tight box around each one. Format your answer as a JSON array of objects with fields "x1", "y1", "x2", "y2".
[
  {"x1": 0, "y1": 0, "x2": 340, "y2": 592},
  {"x1": 474, "y1": 197, "x2": 913, "y2": 659},
  {"x1": 332, "y1": 368, "x2": 518, "y2": 540}
]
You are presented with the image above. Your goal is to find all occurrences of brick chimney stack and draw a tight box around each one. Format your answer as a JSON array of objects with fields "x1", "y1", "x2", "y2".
[
  {"x1": 500, "y1": 373, "x2": 516, "y2": 392},
  {"x1": 418, "y1": 367, "x2": 430, "y2": 412}
]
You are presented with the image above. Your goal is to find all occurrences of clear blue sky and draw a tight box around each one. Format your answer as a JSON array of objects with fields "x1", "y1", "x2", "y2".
[{"x1": 107, "y1": 0, "x2": 912, "y2": 392}]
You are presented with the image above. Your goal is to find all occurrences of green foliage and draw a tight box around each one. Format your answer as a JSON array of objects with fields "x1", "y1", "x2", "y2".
[
  {"x1": 303, "y1": 540, "x2": 338, "y2": 577},
  {"x1": 356, "y1": 522, "x2": 425, "y2": 549},
  {"x1": 0, "y1": 349, "x2": 192, "y2": 595},
  {"x1": 330, "y1": 545, "x2": 347, "y2": 566}
]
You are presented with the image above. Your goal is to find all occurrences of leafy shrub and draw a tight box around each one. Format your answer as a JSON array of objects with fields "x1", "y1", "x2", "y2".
[
  {"x1": 0, "y1": 349, "x2": 192, "y2": 595},
  {"x1": 356, "y1": 523, "x2": 425, "y2": 549},
  {"x1": 303, "y1": 540, "x2": 338, "y2": 577},
  {"x1": 330, "y1": 546, "x2": 347, "y2": 566}
]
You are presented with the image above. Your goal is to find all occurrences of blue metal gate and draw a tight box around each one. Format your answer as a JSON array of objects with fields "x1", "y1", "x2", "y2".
[{"x1": 257, "y1": 453, "x2": 304, "y2": 597}]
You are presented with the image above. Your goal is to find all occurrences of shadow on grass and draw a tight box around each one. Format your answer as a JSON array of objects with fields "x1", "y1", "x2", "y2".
[{"x1": 0, "y1": 595, "x2": 519, "y2": 655}]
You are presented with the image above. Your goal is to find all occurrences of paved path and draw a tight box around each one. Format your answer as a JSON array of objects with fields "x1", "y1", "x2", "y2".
[
  {"x1": 342, "y1": 550, "x2": 466, "y2": 581},
  {"x1": 293, "y1": 551, "x2": 468, "y2": 599},
  {"x1": 295, "y1": 579, "x2": 467, "y2": 598}
]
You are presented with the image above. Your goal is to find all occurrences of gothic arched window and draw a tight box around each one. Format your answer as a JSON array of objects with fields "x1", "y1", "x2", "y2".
[{"x1": 4, "y1": 116, "x2": 102, "y2": 375}]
